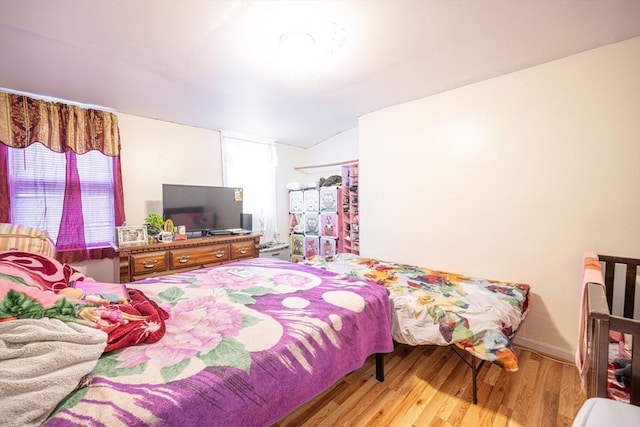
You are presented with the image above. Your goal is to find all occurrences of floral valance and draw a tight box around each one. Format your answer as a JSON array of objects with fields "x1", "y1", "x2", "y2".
[{"x1": 0, "y1": 92, "x2": 120, "y2": 156}]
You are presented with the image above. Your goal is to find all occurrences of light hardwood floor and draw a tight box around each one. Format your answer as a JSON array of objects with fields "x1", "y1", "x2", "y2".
[{"x1": 275, "y1": 343, "x2": 586, "y2": 427}]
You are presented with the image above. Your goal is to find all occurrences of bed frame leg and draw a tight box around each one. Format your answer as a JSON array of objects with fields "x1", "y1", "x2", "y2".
[
  {"x1": 375, "y1": 353, "x2": 385, "y2": 382},
  {"x1": 472, "y1": 356, "x2": 478, "y2": 405},
  {"x1": 449, "y1": 346, "x2": 485, "y2": 404}
]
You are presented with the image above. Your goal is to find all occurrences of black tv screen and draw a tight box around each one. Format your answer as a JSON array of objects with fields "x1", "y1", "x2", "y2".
[{"x1": 162, "y1": 184, "x2": 243, "y2": 233}]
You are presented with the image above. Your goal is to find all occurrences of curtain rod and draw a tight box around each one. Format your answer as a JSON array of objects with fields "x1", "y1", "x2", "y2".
[
  {"x1": 294, "y1": 159, "x2": 358, "y2": 171},
  {"x1": 0, "y1": 87, "x2": 116, "y2": 112}
]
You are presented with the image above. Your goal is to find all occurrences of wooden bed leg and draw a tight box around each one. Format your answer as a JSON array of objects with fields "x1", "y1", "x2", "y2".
[{"x1": 375, "y1": 353, "x2": 384, "y2": 382}]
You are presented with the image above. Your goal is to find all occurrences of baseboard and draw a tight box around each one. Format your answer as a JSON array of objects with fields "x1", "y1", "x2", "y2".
[{"x1": 512, "y1": 336, "x2": 575, "y2": 364}]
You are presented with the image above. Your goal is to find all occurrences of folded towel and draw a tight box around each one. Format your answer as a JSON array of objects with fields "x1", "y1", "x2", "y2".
[{"x1": 0, "y1": 318, "x2": 107, "y2": 427}]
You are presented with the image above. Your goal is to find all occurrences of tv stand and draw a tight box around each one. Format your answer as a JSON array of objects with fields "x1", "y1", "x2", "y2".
[{"x1": 117, "y1": 234, "x2": 260, "y2": 282}]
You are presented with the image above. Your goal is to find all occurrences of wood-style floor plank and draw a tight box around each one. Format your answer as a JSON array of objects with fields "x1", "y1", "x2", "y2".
[{"x1": 275, "y1": 343, "x2": 586, "y2": 427}]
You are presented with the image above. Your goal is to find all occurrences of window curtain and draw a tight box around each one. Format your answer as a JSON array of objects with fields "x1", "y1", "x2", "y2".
[
  {"x1": 0, "y1": 143, "x2": 9, "y2": 222},
  {"x1": 0, "y1": 91, "x2": 125, "y2": 262},
  {"x1": 222, "y1": 133, "x2": 278, "y2": 242}
]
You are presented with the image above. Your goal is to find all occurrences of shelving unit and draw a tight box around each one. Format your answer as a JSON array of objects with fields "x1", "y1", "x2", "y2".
[
  {"x1": 339, "y1": 163, "x2": 359, "y2": 255},
  {"x1": 288, "y1": 186, "x2": 340, "y2": 262},
  {"x1": 287, "y1": 159, "x2": 359, "y2": 260}
]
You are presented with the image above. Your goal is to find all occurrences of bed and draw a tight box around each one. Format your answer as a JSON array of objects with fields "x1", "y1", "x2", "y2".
[
  {"x1": 577, "y1": 252, "x2": 640, "y2": 407},
  {"x1": 304, "y1": 253, "x2": 531, "y2": 403},
  {"x1": 0, "y1": 251, "x2": 393, "y2": 427}
]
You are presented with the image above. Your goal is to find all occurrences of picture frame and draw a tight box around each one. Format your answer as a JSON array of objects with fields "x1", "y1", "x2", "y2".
[{"x1": 116, "y1": 226, "x2": 148, "y2": 248}]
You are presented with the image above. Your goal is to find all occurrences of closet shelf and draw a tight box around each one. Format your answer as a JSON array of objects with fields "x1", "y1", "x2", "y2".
[{"x1": 294, "y1": 159, "x2": 358, "y2": 173}]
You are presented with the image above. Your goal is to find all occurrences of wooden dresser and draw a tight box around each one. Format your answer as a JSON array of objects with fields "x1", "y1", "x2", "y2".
[{"x1": 117, "y1": 234, "x2": 261, "y2": 283}]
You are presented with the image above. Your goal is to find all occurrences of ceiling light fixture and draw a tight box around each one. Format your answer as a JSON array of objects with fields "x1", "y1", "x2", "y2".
[{"x1": 279, "y1": 31, "x2": 316, "y2": 56}]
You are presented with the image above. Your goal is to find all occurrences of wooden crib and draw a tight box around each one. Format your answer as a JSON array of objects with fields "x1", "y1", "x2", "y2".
[{"x1": 585, "y1": 254, "x2": 640, "y2": 406}]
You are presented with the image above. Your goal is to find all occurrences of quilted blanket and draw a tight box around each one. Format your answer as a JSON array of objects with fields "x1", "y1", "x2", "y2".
[
  {"x1": 306, "y1": 254, "x2": 530, "y2": 371},
  {"x1": 44, "y1": 258, "x2": 393, "y2": 426}
]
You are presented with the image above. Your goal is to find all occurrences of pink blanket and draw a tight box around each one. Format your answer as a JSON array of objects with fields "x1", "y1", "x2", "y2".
[
  {"x1": 575, "y1": 251, "x2": 604, "y2": 386},
  {"x1": 0, "y1": 251, "x2": 167, "y2": 352}
]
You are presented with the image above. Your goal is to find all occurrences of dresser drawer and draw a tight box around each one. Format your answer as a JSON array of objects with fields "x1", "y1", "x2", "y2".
[
  {"x1": 131, "y1": 251, "x2": 168, "y2": 275},
  {"x1": 170, "y1": 244, "x2": 229, "y2": 269},
  {"x1": 230, "y1": 241, "x2": 255, "y2": 260}
]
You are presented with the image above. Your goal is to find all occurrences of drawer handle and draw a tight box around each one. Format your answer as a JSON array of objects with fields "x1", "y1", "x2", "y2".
[
  {"x1": 143, "y1": 260, "x2": 158, "y2": 268},
  {"x1": 214, "y1": 250, "x2": 225, "y2": 258},
  {"x1": 238, "y1": 248, "x2": 248, "y2": 255},
  {"x1": 177, "y1": 256, "x2": 190, "y2": 263}
]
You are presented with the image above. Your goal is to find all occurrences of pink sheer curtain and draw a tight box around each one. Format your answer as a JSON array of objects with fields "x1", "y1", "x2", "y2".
[
  {"x1": 0, "y1": 92, "x2": 125, "y2": 262},
  {"x1": 56, "y1": 150, "x2": 87, "y2": 253},
  {"x1": 0, "y1": 143, "x2": 9, "y2": 223}
]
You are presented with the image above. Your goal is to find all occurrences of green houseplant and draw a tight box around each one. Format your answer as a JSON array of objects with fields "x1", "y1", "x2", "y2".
[{"x1": 144, "y1": 213, "x2": 164, "y2": 236}]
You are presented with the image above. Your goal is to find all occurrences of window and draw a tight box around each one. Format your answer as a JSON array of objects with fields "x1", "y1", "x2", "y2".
[
  {"x1": 0, "y1": 90, "x2": 124, "y2": 261},
  {"x1": 222, "y1": 133, "x2": 278, "y2": 242},
  {"x1": 7, "y1": 143, "x2": 116, "y2": 249}
]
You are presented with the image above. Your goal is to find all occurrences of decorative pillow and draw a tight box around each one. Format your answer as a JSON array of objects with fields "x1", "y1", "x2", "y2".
[{"x1": 0, "y1": 223, "x2": 55, "y2": 258}]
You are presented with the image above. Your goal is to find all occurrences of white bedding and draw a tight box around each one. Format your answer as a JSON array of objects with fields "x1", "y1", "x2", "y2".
[{"x1": 573, "y1": 398, "x2": 640, "y2": 427}]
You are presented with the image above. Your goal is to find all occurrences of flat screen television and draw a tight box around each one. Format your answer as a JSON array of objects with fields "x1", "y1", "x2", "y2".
[{"x1": 162, "y1": 184, "x2": 243, "y2": 234}]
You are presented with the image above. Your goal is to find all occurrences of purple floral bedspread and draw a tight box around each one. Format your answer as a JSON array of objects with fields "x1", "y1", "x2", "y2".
[{"x1": 44, "y1": 258, "x2": 393, "y2": 427}]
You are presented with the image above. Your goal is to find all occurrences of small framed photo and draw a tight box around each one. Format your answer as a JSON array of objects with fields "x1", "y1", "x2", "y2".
[{"x1": 116, "y1": 226, "x2": 148, "y2": 248}]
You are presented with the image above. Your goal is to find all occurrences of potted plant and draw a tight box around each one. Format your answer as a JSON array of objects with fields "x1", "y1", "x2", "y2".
[{"x1": 144, "y1": 213, "x2": 164, "y2": 237}]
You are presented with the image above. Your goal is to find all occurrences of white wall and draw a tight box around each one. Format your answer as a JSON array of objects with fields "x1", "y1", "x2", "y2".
[
  {"x1": 79, "y1": 114, "x2": 307, "y2": 280},
  {"x1": 303, "y1": 127, "x2": 359, "y2": 183},
  {"x1": 274, "y1": 130, "x2": 359, "y2": 244},
  {"x1": 276, "y1": 143, "x2": 308, "y2": 242},
  {"x1": 78, "y1": 114, "x2": 223, "y2": 281},
  {"x1": 118, "y1": 113, "x2": 224, "y2": 225},
  {"x1": 359, "y1": 37, "x2": 640, "y2": 360}
]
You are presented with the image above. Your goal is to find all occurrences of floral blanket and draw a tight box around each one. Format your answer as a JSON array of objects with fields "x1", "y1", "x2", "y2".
[
  {"x1": 306, "y1": 254, "x2": 530, "y2": 371},
  {"x1": 44, "y1": 257, "x2": 393, "y2": 426}
]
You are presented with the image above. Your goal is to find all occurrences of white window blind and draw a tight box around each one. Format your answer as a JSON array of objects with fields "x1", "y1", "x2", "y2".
[{"x1": 7, "y1": 143, "x2": 116, "y2": 248}]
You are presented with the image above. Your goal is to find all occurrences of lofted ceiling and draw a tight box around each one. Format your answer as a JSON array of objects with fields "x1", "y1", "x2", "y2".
[{"x1": 0, "y1": 0, "x2": 639, "y2": 148}]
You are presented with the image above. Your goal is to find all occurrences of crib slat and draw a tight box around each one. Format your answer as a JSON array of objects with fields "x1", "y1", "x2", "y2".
[
  {"x1": 624, "y1": 264, "x2": 637, "y2": 319},
  {"x1": 632, "y1": 330, "x2": 640, "y2": 406},
  {"x1": 588, "y1": 283, "x2": 611, "y2": 400},
  {"x1": 593, "y1": 317, "x2": 610, "y2": 399},
  {"x1": 603, "y1": 261, "x2": 615, "y2": 313}
]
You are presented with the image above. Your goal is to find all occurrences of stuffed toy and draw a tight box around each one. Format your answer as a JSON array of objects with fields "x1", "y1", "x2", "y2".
[{"x1": 613, "y1": 357, "x2": 631, "y2": 387}]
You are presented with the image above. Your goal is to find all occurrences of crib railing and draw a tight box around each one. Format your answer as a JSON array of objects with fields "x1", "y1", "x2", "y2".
[
  {"x1": 586, "y1": 255, "x2": 640, "y2": 406},
  {"x1": 599, "y1": 255, "x2": 639, "y2": 317}
]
